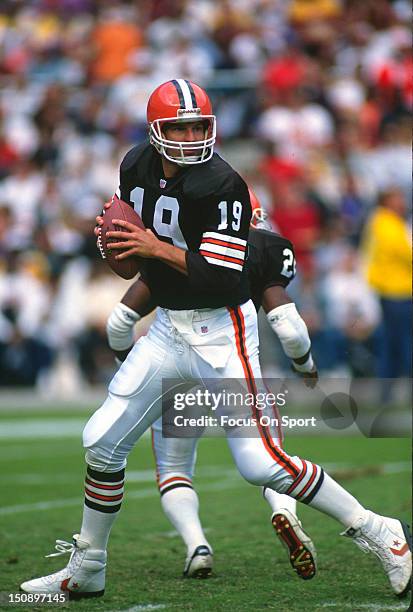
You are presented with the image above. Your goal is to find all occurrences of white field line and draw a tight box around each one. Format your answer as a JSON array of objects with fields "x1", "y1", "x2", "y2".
[
  {"x1": 321, "y1": 603, "x2": 408, "y2": 611},
  {"x1": 0, "y1": 419, "x2": 150, "y2": 442},
  {"x1": 108, "y1": 606, "x2": 167, "y2": 612},
  {"x1": 0, "y1": 462, "x2": 410, "y2": 486},
  {"x1": 324, "y1": 461, "x2": 411, "y2": 475},
  {"x1": 1, "y1": 417, "x2": 411, "y2": 442},
  {"x1": 0, "y1": 419, "x2": 87, "y2": 439},
  {"x1": 111, "y1": 604, "x2": 408, "y2": 612},
  {"x1": 0, "y1": 465, "x2": 242, "y2": 485},
  {"x1": 0, "y1": 478, "x2": 239, "y2": 516},
  {"x1": 379, "y1": 462, "x2": 412, "y2": 474},
  {"x1": 160, "y1": 526, "x2": 212, "y2": 539},
  {"x1": 0, "y1": 496, "x2": 83, "y2": 515},
  {"x1": 0, "y1": 444, "x2": 82, "y2": 461},
  {"x1": 0, "y1": 459, "x2": 410, "y2": 516}
]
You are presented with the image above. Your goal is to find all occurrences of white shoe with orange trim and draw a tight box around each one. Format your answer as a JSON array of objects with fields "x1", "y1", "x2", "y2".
[
  {"x1": 342, "y1": 511, "x2": 412, "y2": 597},
  {"x1": 20, "y1": 535, "x2": 106, "y2": 599},
  {"x1": 272, "y1": 509, "x2": 317, "y2": 580}
]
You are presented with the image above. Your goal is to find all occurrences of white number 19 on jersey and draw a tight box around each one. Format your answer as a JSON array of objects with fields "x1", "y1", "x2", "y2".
[{"x1": 218, "y1": 200, "x2": 242, "y2": 231}]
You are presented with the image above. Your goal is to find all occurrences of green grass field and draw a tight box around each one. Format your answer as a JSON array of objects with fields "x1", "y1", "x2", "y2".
[{"x1": 0, "y1": 407, "x2": 411, "y2": 612}]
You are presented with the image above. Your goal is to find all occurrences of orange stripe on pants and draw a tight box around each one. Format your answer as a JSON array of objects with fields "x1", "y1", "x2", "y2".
[{"x1": 228, "y1": 305, "x2": 299, "y2": 478}]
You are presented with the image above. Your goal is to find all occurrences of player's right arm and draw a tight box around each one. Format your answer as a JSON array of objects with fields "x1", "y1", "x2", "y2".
[
  {"x1": 94, "y1": 145, "x2": 147, "y2": 239},
  {"x1": 106, "y1": 277, "x2": 156, "y2": 362},
  {"x1": 185, "y1": 175, "x2": 252, "y2": 292}
]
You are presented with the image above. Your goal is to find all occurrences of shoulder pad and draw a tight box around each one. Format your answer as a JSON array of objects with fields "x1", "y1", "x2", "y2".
[
  {"x1": 182, "y1": 153, "x2": 245, "y2": 199},
  {"x1": 120, "y1": 142, "x2": 152, "y2": 176},
  {"x1": 268, "y1": 231, "x2": 294, "y2": 251},
  {"x1": 249, "y1": 228, "x2": 294, "y2": 251}
]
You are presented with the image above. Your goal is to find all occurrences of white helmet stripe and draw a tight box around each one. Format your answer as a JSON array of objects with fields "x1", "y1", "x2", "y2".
[{"x1": 176, "y1": 78, "x2": 194, "y2": 109}]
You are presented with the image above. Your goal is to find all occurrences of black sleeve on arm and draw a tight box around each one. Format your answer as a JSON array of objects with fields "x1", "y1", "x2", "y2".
[
  {"x1": 186, "y1": 250, "x2": 241, "y2": 291},
  {"x1": 119, "y1": 144, "x2": 147, "y2": 204},
  {"x1": 262, "y1": 237, "x2": 297, "y2": 291},
  {"x1": 186, "y1": 181, "x2": 252, "y2": 292}
]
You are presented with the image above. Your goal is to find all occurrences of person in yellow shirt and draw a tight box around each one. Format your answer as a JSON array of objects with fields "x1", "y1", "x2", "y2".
[
  {"x1": 289, "y1": 0, "x2": 341, "y2": 24},
  {"x1": 362, "y1": 188, "x2": 412, "y2": 380}
]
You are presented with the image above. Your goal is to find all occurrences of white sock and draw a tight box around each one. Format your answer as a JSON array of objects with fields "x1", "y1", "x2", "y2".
[
  {"x1": 80, "y1": 504, "x2": 119, "y2": 550},
  {"x1": 79, "y1": 466, "x2": 124, "y2": 550},
  {"x1": 308, "y1": 473, "x2": 367, "y2": 528},
  {"x1": 161, "y1": 487, "x2": 211, "y2": 556},
  {"x1": 263, "y1": 487, "x2": 297, "y2": 516}
]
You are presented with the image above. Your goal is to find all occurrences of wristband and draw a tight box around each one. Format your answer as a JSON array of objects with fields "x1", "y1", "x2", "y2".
[{"x1": 106, "y1": 302, "x2": 140, "y2": 351}]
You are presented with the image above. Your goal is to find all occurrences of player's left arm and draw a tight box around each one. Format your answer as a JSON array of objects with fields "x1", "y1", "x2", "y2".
[{"x1": 106, "y1": 277, "x2": 156, "y2": 362}]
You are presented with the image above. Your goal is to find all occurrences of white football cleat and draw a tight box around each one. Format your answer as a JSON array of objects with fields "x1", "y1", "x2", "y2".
[
  {"x1": 183, "y1": 545, "x2": 213, "y2": 579},
  {"x1": 272, "y1": 509, "x2": 317, "y2": 580},
  {"x1": 20, "y1": 535, "x2": 106, "y2": 599},
  {"x1": 342, "y1": 511, "x2": 412, "y2": 597}
]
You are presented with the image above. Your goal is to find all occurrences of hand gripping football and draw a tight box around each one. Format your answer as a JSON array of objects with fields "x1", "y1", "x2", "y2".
[{"x1": 97, "y1": 194, "x2": 145, "y2": 279}]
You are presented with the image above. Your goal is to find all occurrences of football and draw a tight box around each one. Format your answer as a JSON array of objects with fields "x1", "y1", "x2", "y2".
[{"x1": 98, "y1": 194, "x2": 145, "y2": 279}]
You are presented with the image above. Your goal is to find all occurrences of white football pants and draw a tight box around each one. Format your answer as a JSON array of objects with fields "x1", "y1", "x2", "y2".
[{"x1": 83, "y1": 301, "x2": 322, "y2": 500}]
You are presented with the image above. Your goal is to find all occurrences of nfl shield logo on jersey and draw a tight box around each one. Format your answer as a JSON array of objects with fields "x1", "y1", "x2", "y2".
[
  {"x1": 201, "y1": 325, "x2": 208, "y2": 334},
  {"x1": 159, "y1": 179, "x2": 167, "y2": 188}
]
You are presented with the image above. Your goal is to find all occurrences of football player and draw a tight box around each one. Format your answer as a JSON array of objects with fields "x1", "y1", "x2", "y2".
[
  {"x1": 106, "y1": 190, "x2": 318, "y2": 580},
  {"x1": 21, "y1": 80, "x2": 411, "y2": 599}
]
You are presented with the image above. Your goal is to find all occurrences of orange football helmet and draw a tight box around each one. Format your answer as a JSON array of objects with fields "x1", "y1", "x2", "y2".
[
  {"x1": 147, "y1": 79, "x2": 216, "y2": 165},
  {"x1": 249, "y1": 186, "x2": 272, "y2": 230}
]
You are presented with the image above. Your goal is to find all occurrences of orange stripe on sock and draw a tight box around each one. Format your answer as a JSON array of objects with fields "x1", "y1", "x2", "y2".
[
  {"x1": 286, "y1": 461, "x2": 307, "y2": 496},
  {"x1": 85, "y1": 489, "x2": 123, "y2": 502},
  {"x1": 297, "y1": 465, "x2": 318, "y2": 499},
  {"x1": 159, "y1": 476, "x2": 193, "y2": 488},
  {"x1": 85, "y1": 478, "x2": 124, "y2": 491}
]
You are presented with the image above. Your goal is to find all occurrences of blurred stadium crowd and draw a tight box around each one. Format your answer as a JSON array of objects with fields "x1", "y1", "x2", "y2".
[{"x1": 0, "y1": 0, "x2": 411, "y2": 391}]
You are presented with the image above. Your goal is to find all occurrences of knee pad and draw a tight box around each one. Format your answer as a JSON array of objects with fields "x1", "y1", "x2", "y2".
[
  {"x1": 240, "y1": 466, "x2": 273, "y2": 486},
  {"x1": 234, "y1": 448, "x2": 277, "y2": 486},
  {"x1": 84, "y1": 448, "x2": 127, "y2": 474}
]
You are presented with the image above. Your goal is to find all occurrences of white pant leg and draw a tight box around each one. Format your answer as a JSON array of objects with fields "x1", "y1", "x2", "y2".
[
  {"x1": 83, "y1": 309, "x2": 191, "y2": 472},
  {"x1": 151, "y1": 416, "x2": 198, "y2": 494},
  {"x1": 187, "y1": 301, "x2": 304, "y2": 492}
]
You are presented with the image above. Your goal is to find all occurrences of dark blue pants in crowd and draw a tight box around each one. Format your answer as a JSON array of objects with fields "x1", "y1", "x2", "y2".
[{"x1": 377, "y1": 298, "x2": 412, "y2": 379}]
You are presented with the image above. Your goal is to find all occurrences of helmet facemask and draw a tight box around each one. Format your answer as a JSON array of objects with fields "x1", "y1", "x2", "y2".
[{"x1": 149, "y1": 113, "x2": 216, "y2": 166}]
